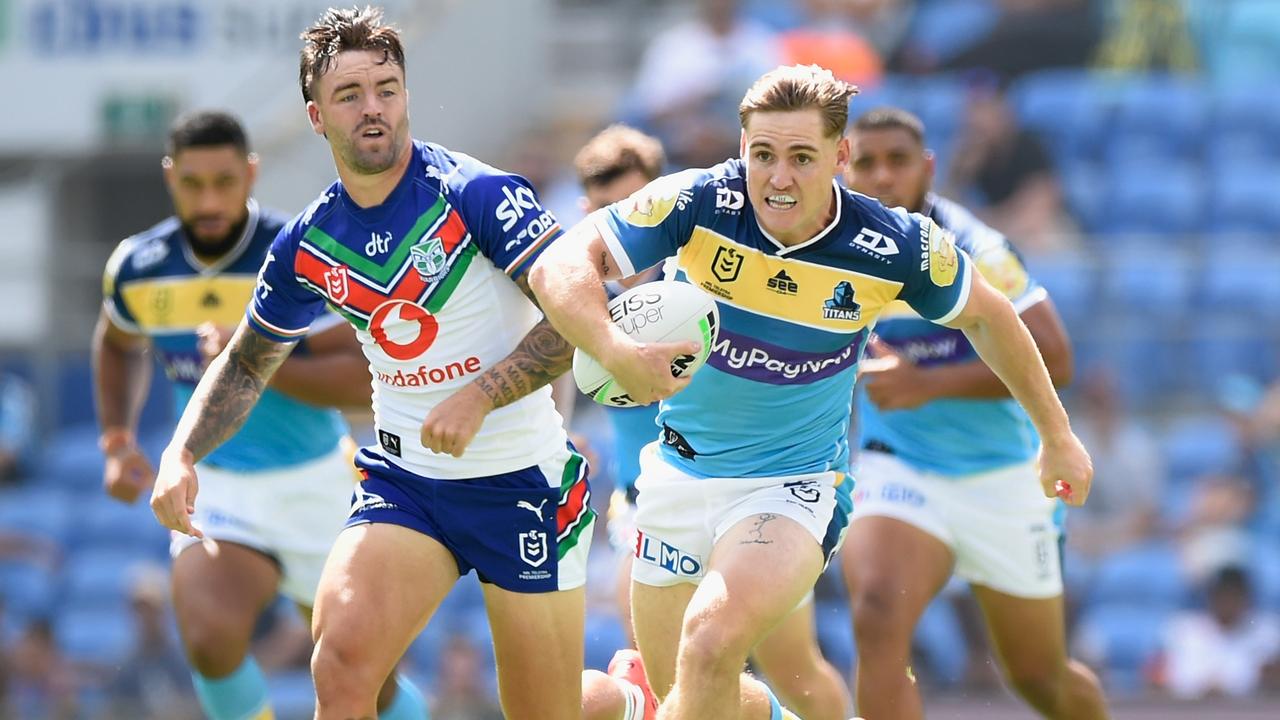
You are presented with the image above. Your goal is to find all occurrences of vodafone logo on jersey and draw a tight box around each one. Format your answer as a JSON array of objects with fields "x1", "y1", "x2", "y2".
[{"x1": 369, "y1": 299, "x2": 439, "y2": 361}]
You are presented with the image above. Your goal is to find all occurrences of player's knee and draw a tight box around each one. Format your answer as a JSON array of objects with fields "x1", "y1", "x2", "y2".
[
  {"x1": 679, "y1": 608, "x2": 753, "y2": 676},
  {"x1": 178, "y1": 611, "x2": 253, "y2": 675},
  {"x1": 311, "y1": 634, "x2": 381, "y2": 703},
  {"x1": 1005, "y1": 662, "x2": 1065, "y2": 711},
  {"x1": 849, "y1": 585, "x2": 911, "y2": 647}
]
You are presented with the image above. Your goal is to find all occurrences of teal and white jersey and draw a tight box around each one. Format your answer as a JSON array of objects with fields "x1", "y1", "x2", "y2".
[
  {"x1": 858, "y1": 193, "x2": 1048, "y2": 476},
  {"x1": 594, "y1": 160, "x2": 972, "y2": 478},
  {"x1": 102, "y1": 201, "x2": 348, "y2": 471}
]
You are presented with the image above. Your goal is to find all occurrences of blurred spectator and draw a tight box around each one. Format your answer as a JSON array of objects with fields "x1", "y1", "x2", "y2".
[
  {"x1": 944, "y1": 85, "x2": 1075, "y2": 252},
  {"x1": 1178, "y1": 474, "x2": 1254, "y2": 584},
  {"x1": 1155, "y1": 565, "x2": 1280, "y2": 699},
  {"x1": 774, "y1": 0, "x2": 890, "y2": 86},
  {"x1": 900, "y1": 0, "x2": 1100, "y2": 79},
  {"x1": 431, "y1": 634, "x2": 503, "y2": 720},
  {"x1": 0, "y1": 372, "x2": 35, "y2": 485},
  {"x1": 628, "y1": 0, "x2": 778, "y2": 167},
  {"x1": 99, "y1": 565, "x2": 200, "y2": 720},
  {"x1": 1068, "y1": 368, "x2": 1165, "y2": 557},
  {"x1": 1094, "y1": 0, "x2": 1200, "y2": 73},
  {"x1": 7, "y1": 618, "x2": 78, "y2": 720}
]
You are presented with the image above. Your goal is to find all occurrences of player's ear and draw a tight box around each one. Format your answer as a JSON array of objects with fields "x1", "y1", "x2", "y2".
[
  {"x1": 306, "y1": 101, "x2": 324, "y2": 136},
  {"x1": 924, "y1": 149, "x2": 936, "y2": 183},
  {"x1": 739, "y1": 129, "x2": 747, "y2": 158},
  {"x1": 835, "y1": 135, "x2": 851, "y2": 171},
  {"x1": 161, "y1": 155, "x2": 175, "y2": 187},
  {"x1": 245, "y1": 152, "x2": 260, "y2": 187}
]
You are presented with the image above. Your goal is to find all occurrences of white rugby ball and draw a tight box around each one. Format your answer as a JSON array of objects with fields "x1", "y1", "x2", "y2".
[{"x1": 572, "y1": 280, "x2": 720, "y2": 407}]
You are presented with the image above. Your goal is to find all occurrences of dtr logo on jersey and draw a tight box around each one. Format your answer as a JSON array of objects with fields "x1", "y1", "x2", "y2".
[
  {"x1": 822, "y1": 281, "x2": 862, "y2": 321},
  {"x1": 635, "y1": 531, "x2": 703, "y2": 577},
  {"x1": 715, "y1": 187, "x2": 744, "y2": 212},
  {"x1": 410, "y1": 237, "x2": 448, "y2": 282},
  {"x1": 850, "y1": 228, "x2": 899, "y2": 257},
  {"x1": 712, "y1": 246, "x2": 743, "y2": 282},
  {"x1": 369, "y1": 300, "x2": 439, "y2": 361},
  {"x1": 324, "y1": 265, "x2": 350, "y2": 304},
  {"x1": 496, "y1": 184, "x2": 541, "y2": 232},
  {"x1": 365, "y1": 231, "x2": 392, "y2": 256}
]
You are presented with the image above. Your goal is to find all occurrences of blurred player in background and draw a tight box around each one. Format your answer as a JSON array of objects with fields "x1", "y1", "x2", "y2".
[
  {"x1": 574, "y1": 123, "x2": 850, "y2": 720},
  {"x1": 841, "y1": 107, "x2": 1108, "y2": 719},
  {"x1": 93, "y1": 110, "x2": 428, "y2": 720},
  {"x1": 532, "y1": 64, "x2": 1093, "y2": 720},
  {"x1": 143, "y1": 8, "x2": 648, "y2": 719}
]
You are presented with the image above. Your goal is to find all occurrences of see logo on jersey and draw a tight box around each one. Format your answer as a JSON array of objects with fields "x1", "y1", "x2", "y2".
[
  {"x1": 766, "y1": 269, "x2": 798, "y2": 295},
  {"x1": 822, "y1": 281, "x2": 861, "y2": 321}
]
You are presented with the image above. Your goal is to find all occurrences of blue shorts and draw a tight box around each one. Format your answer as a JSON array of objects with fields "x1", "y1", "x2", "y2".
[{"x1": 348, "y1": 444, "x2": 595, "y2": 593}]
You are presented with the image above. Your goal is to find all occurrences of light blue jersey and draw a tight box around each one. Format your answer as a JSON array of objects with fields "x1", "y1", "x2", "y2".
[
  {"x1": 595, "y1": 161, "x2": 972, "y2": 478},
  {"x1": 858, "y1": 193, "x2": 1047, "y2": 476},
  {"x1": 103, "y1": 202, "x2": 348, "y2": 471}
]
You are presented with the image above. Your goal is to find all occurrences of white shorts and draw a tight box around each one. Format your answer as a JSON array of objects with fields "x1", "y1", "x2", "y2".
[
  {"x1": 171, "y1": 441, "x2": 358, "y2": 605},
  {"x1": 850, "y1": 451, "x2": 1063, "y2": 598},
  {"x1": 631, "y1": 444, "x2": 852, "y2": 588}
]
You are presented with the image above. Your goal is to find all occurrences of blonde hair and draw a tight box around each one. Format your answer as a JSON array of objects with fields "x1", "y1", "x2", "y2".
[{"x1": 739, "y1": 65, "x2": 859, "y2": 138}]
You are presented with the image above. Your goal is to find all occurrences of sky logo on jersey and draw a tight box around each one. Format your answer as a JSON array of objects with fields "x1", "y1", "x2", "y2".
[
  {"x1": 496, "y1": 184, "x2": 541, "y2": 232},
  {"x1": 635, "y1": 531, "x2": 703, "y2": 577},
  {"x1": 822, "y1": 281, "x2": 862, "y2": 321},
  {"x1": 850, "y1": 228, "x2": 898, "y2": 258},
  {"x1": 766, "y1": 269, "x2": 798, "y2": 295},
  {"x1": 410, "y1": 237, "x2": 448, "y2": 281},
  {"x1": 707, "y1": 329, "x2": 861, "y2": 384}
]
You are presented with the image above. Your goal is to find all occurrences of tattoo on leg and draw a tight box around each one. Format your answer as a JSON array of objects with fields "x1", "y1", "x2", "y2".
[{"x1": 740, "y1": 513, "x2": 778, "y2": 546}]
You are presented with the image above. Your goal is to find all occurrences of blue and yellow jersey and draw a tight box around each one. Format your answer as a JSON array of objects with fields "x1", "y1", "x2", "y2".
[
  {"x1": 102, "y1": 201, "x2": 347, "y2": 471},
  {"x1": 858, "y1": 193, "x2": 1048, "y2": 476},
  {"x1": 594, "y1": 160, "x2": 972, "y2": 478}
]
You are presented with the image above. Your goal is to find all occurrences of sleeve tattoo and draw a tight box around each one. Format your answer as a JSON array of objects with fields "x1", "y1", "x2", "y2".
[
  {"x1": 472, "y1": 275, "x2": 577, "y2": 410},
  {"x1": 175, "y1": 326, "x2": 296, "y2": 461}
]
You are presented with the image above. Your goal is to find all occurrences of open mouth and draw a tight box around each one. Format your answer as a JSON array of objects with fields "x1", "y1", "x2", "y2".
[
  {"x1": 765, "y1": 194, "x2": 797, "y2": 211},
  {"x1": 360, "y1": 127, "x2": 387, "y2": 139}
]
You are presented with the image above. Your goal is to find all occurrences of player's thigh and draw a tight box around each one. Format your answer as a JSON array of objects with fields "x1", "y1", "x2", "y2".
[
  {"x1": 971, "y1": 585, "x2": 1069, "y2": 679},
  {"x1": 483, "y1": 583, "x2": 587, "y2": 719},
  {"x1": 631, "y1": 580, "x2": 698, "y2": 699},
  {"x1": 750, "y1": 594, "x2": 819, "y2": 678},
  {"x1": 171, "y1": 540, "x2": 281, "y2": 641},
  {"x1": 691, "y1": 512, "x2": 825, "y2": 654},
  {"x1": 312, "y1": 522, "x2": 459, "y2": 673}
]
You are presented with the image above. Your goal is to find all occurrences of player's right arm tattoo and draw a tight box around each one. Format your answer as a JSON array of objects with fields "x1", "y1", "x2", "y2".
[{"x1": 171, "y1": 323, "x2": 295, "y2": 461}]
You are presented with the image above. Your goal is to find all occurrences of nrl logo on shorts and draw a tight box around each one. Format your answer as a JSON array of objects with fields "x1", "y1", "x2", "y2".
[
  {"x1": 410, "y1": 238, "x2": 448, "y2": 282},
  {"x1": 518, "y1": 530, "x2": 549, "y2": 567}
]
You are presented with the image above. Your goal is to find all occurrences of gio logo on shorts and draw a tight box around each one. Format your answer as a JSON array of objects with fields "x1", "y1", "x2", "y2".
[{"x1": 635, "y1": 531, "x2": 703, "y2": 577}]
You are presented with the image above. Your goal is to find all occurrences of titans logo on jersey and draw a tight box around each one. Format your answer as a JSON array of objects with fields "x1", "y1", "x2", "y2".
[
  {"x1": 593, "y1": 159, "x2": 973, "y2": 478},
  {"x1": 858, "y1": 193, "x2": 1048, "y2": 476},
  {"x1": 246, "y1": 140, "x2": 568, "y2": 480},
  {"x1": 101, "y1": 200, "x2": 347, "y2": 471}
]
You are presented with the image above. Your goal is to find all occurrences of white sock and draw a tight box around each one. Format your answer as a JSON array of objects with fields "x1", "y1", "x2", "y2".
[{"x1": 616, "y1": 677, "x2": 646, "y2": 720}]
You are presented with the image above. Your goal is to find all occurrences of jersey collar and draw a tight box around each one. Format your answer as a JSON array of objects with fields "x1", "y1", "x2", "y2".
[
  {"x1": 757, "y1": 179, "x2": 843, "y2": 257},
  {"x1": 181, "y1": 199, "x2": 260, "y2": 275}
]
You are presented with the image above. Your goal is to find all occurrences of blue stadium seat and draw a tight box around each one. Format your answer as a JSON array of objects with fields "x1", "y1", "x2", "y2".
[
  {"x1": 76, "y1": 494, "x2": 170, "y2": 554},
  {"x1": 1009, "y1": 70, "x2": 1110, "y2": 162},
  {"x1": 0, "y1": 560, "x2": 59, "y2": 621},
  {"x1": 1210, "y1": 85, "x2": 1280, "y2": 147},
  {"x1": 913, "y1": 595, "x2": 968, "y2": 687},
  {"x1": 1087, "y1": 543, "x2": 1187, "y2": 608},
  {"x1": 901, "y1": 0, "x2": 1000, "y2": 63},
  {"x1": 268, "y1": 670, "x2": 315, "y2": 720},
  {"x1": 1160, "y1": 415, "x2": 1242, "y2": 484},
  {"x1": 0, "y1": 487, "x2": 73, "y2": 544},
  {"x1": 38, "y1": 425, "x2": 108, "y2": 491},
  {"x1": 1058, "y1": 161, "x2": 1106, "y2": 232},
  {"x1": 1247, "y1": 544, "x2": 1280, "y2": 612},
  {"x1": 1075, "y1": 603, "x2": 1168, "y2": 694},
  {"x1": 62, "y1": 548, "x2": 147, "y2": 609},
  {"x1": 814, "y1": 600, "x2": 854, "y2": 676},
  {"x1": 55, "y1": 605, "x2": 134, "y2": 664},
  {"x1": 1185, "y1": 317, "x2": 1278, "y2": 383},
  {"x1": 1099, "y1": 244, "x2": 1193, "y2": 319},
  {"x1": 1110, "y1": 76, "x2": 1207, "y2": 157},
  {"x1": 584, "y1": 613, "x2": 629, "y2": 672},
  {"x1": 1098, "y1": 163, "x2": 1205, "y2": 236},
  {"x1": 1023, "y1": 249, "x2": 1096, "y2": 326},
  {"x1": 1206, "y1": 164, "x2": 1280, "y2": 236},
  {"x1": 1200, "y1": 240, "x2": 1280, "y2": 318}
]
